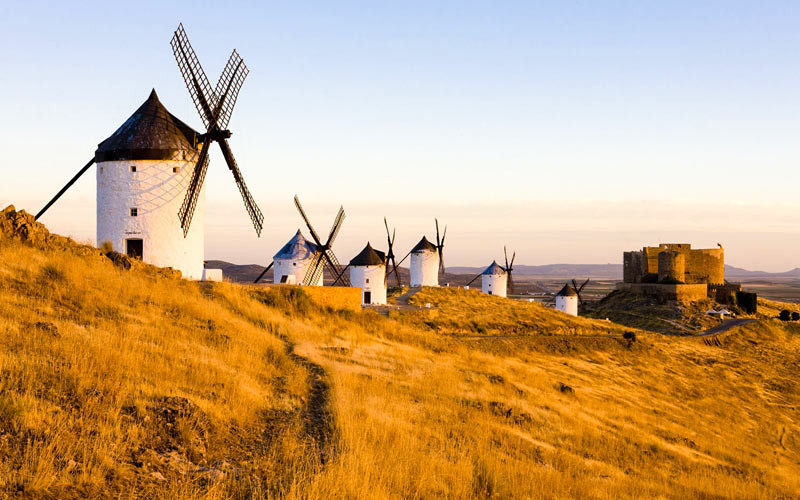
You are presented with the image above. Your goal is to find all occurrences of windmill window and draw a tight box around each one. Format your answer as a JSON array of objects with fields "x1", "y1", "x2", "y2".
[
  {"x1": 130, "y1": 208, "x2": 138, "y2": 217},
  {"x1": 293, "y1": 262, "x2": 297, "y2": 266},
  {"x1": 173, "y1": 167, "x2": 180, "y2": 173},
  {"x1": 130, "y1": 166, "x2": 136, "y2": 172},
  {"x1": 366, "y1": 278, "x2": 370, "y2": 283}
]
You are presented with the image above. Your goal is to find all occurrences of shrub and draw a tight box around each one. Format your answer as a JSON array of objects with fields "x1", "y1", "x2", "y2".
[
  {"x1": 736, "y1": 291, "x2": 758, "y2": 314},
  {"x1": 39, "y1": 262, "x2": 66, "y2": 283},
  {"x1": 779, "y1": 310, "x2": 791, "y2": 321},
  {"x1": 792, "y1": 312, "x2": 800, "y2": 322}
]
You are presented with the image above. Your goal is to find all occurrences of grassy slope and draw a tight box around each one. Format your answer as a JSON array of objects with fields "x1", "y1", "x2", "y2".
[
  {"x1": 1, "y1": 232, "x2": 799, "y2": 499},
  {"x1": 0, "y1": 239, "x2": 324, "y2": 499}
]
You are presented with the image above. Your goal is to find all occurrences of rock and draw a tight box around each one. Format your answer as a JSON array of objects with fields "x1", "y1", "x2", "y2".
[
  {"x1": 34, "y1": 322, "x2": 59, "y2": 337},
  {"x1": 150, "y1": 471, "x2": 166, "y2": 481},
  {"x1": 105, "y1": 251, "x2": 132, "y2": 270}
]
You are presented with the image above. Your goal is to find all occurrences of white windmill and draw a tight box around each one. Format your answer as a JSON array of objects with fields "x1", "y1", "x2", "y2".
[
  {"x1": 272, "y1": 230, "x2": 321, "y2": 285},
  {"x1": 480, "y1": 261, "x2": 508, "y2": 297},
  {"x1": 349, "y1": 243, "x2": 387, "y2": 305},
  {"x1": 35, "y1": 25, "x2": 264, "y2": 280}
]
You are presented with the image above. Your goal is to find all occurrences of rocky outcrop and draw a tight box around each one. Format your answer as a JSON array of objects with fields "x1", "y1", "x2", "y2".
[{"x1": 1, "y1": 204, "x2": 180, "y2": 279}]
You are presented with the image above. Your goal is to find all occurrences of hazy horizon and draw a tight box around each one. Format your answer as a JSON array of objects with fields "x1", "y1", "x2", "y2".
[{"x1": 3, "y1": 1, "x2": 800, "y2": 271}]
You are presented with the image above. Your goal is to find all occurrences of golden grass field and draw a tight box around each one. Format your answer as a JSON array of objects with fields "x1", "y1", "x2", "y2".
[{"x1": 1, "y1": 218, "x2": 799, "y2": 499}]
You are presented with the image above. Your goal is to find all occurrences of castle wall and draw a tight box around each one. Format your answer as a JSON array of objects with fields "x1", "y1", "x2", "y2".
[
  {"x1": 623, "y1": 251, "x2": 646, "y2": 283},
  {"x1": 615, "y1": 283, "x2": 708, "y2": 303},
  {"x1": 685, "y1": 248, "x2": 724, "y2": 284}
]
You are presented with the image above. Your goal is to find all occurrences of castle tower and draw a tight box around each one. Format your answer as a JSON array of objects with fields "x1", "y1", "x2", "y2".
[
  {"x1": 273, "y1": 230, "x2": 321, "y2": 285},
  {"x1": 555, "y1": 284, "x2": 578, "y2": 316},
  {"x1": 349, "y1": 243, "x2": 386, "y2": 305},
  {"x1": 481, "y1": 261, "x2": 508, "y2": 297},
  {"x1": 409, "y1": 236, "x2": 439, "y2": 287},
  {"x1": 95, "y1": 90, "x2": 204, "y2": 279},
  {"x1": 658, "y1": 251, "x2": 685, "y2": 283}
]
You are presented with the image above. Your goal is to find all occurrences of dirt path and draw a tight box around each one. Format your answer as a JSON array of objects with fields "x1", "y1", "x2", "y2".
[
  {"x1": 392, "y1": 287, "x2": 422, "y2": 306},
  {"x1": 276, "y1": 339, "x2": 335, "y2": 465}
]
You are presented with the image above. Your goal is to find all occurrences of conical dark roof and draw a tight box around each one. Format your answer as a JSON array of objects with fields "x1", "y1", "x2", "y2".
[
  {"x1": 482, "y1": 260, "x2": 506, "y2": 276},
  {"x1": 411, "y1": 236, "x2": 437, "y2": 253},
  {"x1": 556, "y1": 284, "x2": 578, "y2": 297},
  {"x1": 95, "y1": 89, "x2": 200, "y2": 162},
  {"x1": 349, "y1": 243, "x2": 386, "y2": 266}
]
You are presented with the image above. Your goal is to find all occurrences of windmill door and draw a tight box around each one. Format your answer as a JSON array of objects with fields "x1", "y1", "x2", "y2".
[
  {"x1": 364, "y1": 291, "x2": 372, "y2": 304},
  {"x1": 126, "y1": 239, "x2": 143, "y2": 259}
]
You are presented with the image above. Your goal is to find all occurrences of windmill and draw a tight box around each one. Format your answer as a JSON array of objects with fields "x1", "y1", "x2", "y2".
[
  {"x1": 170, "y1": 23, "x2": 264, "y2": 237},
  {"x1": 435, "y1": 218, "x2": 447, "y2": 275},
  {"x1": 294, "y1": 195, "x2": 350, "y2": 286},
  {"x1": 501, "y1": 246, "x2": 516, "y2": 294},
  {"x1": 571, "y1": 278, "x2": 590, "y2": 305},
  {"x1": 384, "y1": 217, "x2": 401, "y2": 287}
]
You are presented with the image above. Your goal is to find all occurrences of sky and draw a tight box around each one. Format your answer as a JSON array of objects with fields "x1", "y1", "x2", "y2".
[{"x1": 1, "y1": 1, "x2": 799, "y2": 270}]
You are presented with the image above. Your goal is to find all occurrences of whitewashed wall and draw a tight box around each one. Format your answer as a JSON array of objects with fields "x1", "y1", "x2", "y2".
[
  {"x1": 556, "y1": 295, "x2": 578, "y2": 316},
  {"x1": 96, "y1": 158, "x2": 204, "y2": 280},
  {"x1": 274, "y1": 257, "x2": 323, "y2": 286},
  {"x1": 481, "y1": 273, "x2": 508, "y2": 298},
  {"x1": 350, "y1": 265, "x2": 386, "y2": 305},
  {"x1": 410, "y1": 250, "x2": 439, "y2": 287}
]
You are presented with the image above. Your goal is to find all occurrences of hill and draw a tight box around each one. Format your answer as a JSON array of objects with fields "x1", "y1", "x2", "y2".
[{"x1": 1, "y1": 206, "x2": 799, "y2": 499}]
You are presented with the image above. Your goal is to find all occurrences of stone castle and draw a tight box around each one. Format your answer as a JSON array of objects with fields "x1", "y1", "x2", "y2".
[
  {"x1": 617, "y1": 243, "x2": 729, "y2": 302},
  {"x1": 623, "y1": 243, "x2": 724, "y2": 285}
]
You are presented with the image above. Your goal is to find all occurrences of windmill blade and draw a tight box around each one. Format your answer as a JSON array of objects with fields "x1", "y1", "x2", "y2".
[
  {"x1": 435, "y1": 219, "x2": 447, "y2": 274},
  {"x1": 508, "y1": 271, "x2": 514, "y2": 294},
  {"x1": 330, "y1": 263, "x2": 351, "y2": 287},
  {"x1": 218, "y1": 139, "x2": 264, "y2": 236},
  {"x1": 302, "y1": 252, "x2": 325, "y2": 286},
  {"x1": 253, "y1": 261, "x2": 274, "y2": 284},
  {"x1": 171, "y1": 24, "x2": 217, "y2": 128},
  {"x1": 572, "y1": 279, "x2": 584, "y2": 304},
  {"x1": 390, "y1": 256, "x2": 401, "y2": 287},
  {"x1": 510, "y1": 251, "x2": 516, "y2": 268},
  {"x1": 35, "y1": 158, "x2": 95, "y2": 221},
  {"x1": 466, "y1": 272, "x2": 482, "y2": 286},
  {"x1": 579, "y1": 278, "x2": 590, "y2": 293},
  {"x1": 322, "y1": 250, "x2": 350, "y2": 286},
  {"x1": 178, "y1": 140, "x2": 212, "y2": 236},
  {"x1": 213, "y1": 50, "x2": 249, "y2": 130},
  {"x1": 504, "y1": 246, "x2": 509, "y2": 270},
  {"x1": 395, "y1": 249, "x2": 413, "y2": 268},
  {"x1": 294, "y1": 195, "x2": 323, "y2": 246},
  {"x1": 326, "y1": 206, "x2": 346, "y2": 246}
]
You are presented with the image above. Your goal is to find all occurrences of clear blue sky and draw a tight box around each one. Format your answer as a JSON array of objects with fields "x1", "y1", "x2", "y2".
[{"x1": 1, "y1": 1, "x2": 799, "y2": 270}]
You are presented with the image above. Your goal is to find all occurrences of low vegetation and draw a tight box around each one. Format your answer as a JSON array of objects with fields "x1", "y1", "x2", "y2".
[{"x1": 1, "y1": 210, "x2": 798, "y2": 499}]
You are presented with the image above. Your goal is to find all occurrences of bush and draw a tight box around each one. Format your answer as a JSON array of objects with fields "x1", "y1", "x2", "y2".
[
  {"x1": 736, "y1": 291, "x2": 758, "y2": 314},
  {"x1": 792, "y1": 312, "x2": 800, "y2": 322},
  {"x1": 779, "y1": 309, "x2": 791, "y2": 321}
]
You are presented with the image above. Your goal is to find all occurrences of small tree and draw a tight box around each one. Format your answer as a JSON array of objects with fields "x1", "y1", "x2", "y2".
[
  {"x1": 736, "y1": 291, "x2": 758, "y2": 314},
  {"x1": 779, "y1": 309, "x2": 791, "y2": 321}
]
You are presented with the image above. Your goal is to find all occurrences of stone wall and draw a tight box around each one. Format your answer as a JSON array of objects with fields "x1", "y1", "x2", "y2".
[{"x1": 615, "y1": 283, "x2": 709, "y2": 303}]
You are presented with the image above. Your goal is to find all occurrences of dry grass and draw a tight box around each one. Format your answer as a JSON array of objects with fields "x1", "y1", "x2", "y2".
[{"x1": 1, "y1": 236, "x2": 799, "y2": 499}]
